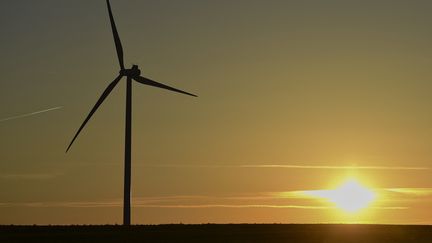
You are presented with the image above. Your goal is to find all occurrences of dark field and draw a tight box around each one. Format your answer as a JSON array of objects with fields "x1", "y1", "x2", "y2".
[{"x1": 1, "y1": 224, "x2": 431, "y2": 243}]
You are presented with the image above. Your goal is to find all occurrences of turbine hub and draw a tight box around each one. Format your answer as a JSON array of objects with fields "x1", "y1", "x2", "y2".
[{"x1": 120, "y1": 65, "x2": 141, "y2": 78}]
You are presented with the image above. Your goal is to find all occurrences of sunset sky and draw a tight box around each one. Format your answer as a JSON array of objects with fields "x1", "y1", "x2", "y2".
[{"x1": 1, "y1": 0, "x2": 432, "y2": 225}]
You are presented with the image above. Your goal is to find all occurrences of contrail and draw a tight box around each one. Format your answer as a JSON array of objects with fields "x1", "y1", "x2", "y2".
[{"x1": 0, "y1": 106, "x2": 63, "y2": 122}]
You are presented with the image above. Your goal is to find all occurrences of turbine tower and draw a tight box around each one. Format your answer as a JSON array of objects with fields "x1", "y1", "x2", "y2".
[{"x1": 66, "y1": 0, "x2": 197, "y2": 226}]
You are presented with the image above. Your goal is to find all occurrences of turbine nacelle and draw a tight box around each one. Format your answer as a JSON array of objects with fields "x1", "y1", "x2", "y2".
[{"x1": 120, "y1": 65, "x2": 141, "y2": 78}]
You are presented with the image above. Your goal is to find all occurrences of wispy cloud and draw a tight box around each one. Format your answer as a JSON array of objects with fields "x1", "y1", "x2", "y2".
[
  {"x1": 0, "y1": 199, "x2": 409, "y2": 210},
  {"x1": 0, "y1": 106, "x2": 63, "y2": 123},
  {"x1": 2, "y1": 188, "x2": 427, "y2": 210},
  {"x1": 71, "y1": 162, "x2": 429, "y2": 171},
  {"x1": 383, "y1": 188, "x2": 432, "y2": 196},
  {"x1": 133, "y1": 204, "x2": 330, "y2": 209},
  {"x1": 0, "y1": 201, "x2": 330, "y2": 210},
  {"x1": 0, "y1": 173, "x2": 62, "y2": 180},
  {"x1": 141, "y1": 164, "x2": 429, "y2": 171},
  {"x1": 369, "y1": 206, "x2": 408, "y2": 210},
  {"x1": 237, "y1": 165, "x2": 429, "y2": 170}
]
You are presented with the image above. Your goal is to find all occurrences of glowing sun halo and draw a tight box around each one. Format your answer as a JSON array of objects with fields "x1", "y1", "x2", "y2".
[{"x1": 305, "y1": 179, "x2": 376, "y2": 213}]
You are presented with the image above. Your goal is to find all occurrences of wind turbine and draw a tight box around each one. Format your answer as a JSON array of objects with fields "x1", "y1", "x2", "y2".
[{"x1": 66, "y1": 0, "x2": 197, "y2": 226}]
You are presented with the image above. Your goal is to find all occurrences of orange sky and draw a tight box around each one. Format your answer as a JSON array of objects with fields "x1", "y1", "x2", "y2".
[{"x1": 0, "y1": 0, "x2": 432, "y2": 225}]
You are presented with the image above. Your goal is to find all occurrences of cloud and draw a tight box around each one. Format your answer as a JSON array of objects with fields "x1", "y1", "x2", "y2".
[
  {"x1": 72, "y1": 162, "x2": 429, "y2": 171},
  {"x1": 382, "y1": 188, "x2": 432, "y2": 196},
  {"x1": 132, "y1": 204, "x2": 330, "y2": 209},
  {"x1": 0, "y1": 201, "x2": 329, "y2": 210},
  {"x1": 0, "y1": 188, "x2": 424, "y2": 210},
  {"x1": 0, "y1": 106, "x2": 63, "y2": 123},
  {"x1": 141, "y1": 164, "x2": 429, "y2": 171},
  {"x1": 0, "y1": 173, "x2": 62, "y2": 180},
  {"x1": 369, "y1": 206, "x2": 408, "y2": 210},
  {"x1": 0, "y1": 200, "x2": 407, "y2": 210}
]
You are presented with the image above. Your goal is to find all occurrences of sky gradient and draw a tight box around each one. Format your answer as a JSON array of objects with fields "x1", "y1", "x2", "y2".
[{"x1": 1, "y1": 0, "x2": 432, "y2": 225}]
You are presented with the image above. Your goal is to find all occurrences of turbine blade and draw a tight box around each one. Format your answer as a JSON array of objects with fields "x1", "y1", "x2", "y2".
[
  {"x1": 106, "y1": 0, "x2": 124, "y2": 70},
  {"x1": 133, "y1": 76, "x2": 198, "y2": 97},
  {"x1": 66, "y1": 75, "x2": 123, "y2": 153}
]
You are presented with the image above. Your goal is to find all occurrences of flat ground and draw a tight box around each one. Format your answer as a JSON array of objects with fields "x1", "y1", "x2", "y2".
[{"x1": 1, "y1": 224, "x2": 431, "y2": 243}]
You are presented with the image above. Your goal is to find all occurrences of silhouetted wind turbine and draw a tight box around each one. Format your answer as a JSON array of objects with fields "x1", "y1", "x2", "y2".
[{"x1": 66, "y1": 0, "x2": 197, "y2": 226}]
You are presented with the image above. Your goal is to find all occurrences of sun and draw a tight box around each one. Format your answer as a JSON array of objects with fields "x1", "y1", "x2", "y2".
[{"x1": 304, "y1": 179, "x2": 376, "y2": 213}]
